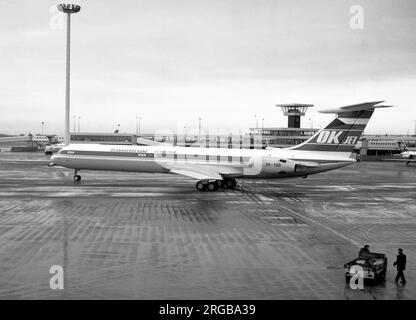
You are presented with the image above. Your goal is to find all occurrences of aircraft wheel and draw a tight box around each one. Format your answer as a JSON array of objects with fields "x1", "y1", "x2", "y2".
[
  {"x1": 196, "y1": 181, "x2": 206, "y2": 191},
  {"x1": 74, "y1": 174, "x2": 81, "y2": 182},
  {"x1": 225, "y1": 179, "x2": 236, "y2": 189},
  {"x1": 207, "y1": 182, "x2": 218, "y2": 191}
]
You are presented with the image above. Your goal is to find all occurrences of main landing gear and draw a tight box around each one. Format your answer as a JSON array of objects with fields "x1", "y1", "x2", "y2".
[
  {"x1": 195, "y1": 178, "x2": 237, "y2": 192},
  {"x1": 73, "y1": 169, "x2": 81, "y2": 183}
]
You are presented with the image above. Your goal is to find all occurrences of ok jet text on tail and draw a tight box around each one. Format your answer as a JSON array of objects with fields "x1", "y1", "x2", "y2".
[{"x1": 50, "y1": 101, "x2": 391, "y2": 191}]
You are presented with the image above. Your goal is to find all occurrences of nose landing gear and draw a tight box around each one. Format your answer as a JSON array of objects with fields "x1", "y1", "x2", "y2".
[{"x1": 73, "y1": 169, "x2": 81, "y2": 183}]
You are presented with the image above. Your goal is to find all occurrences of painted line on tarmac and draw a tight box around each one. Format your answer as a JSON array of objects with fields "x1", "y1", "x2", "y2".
[{"x1": 283, "y1": 207, "x2": 361, "y2": 247}]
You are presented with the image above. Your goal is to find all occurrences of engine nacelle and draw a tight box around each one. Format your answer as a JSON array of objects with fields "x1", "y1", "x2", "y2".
[
  {"x1": 244, "y1": 156, "x2": 297, "y2": 177},
  {"x1": 261, "y1": 157, "x2": 297, "y2": 176}
]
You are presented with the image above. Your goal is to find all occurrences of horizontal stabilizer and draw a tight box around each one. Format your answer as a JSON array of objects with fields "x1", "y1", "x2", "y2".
[{"x1": 319, "y1": 101, "x2": 392, "y2": 114}]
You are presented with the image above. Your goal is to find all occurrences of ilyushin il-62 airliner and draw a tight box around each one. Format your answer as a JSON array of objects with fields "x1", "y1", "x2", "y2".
[{"x1": 50, "y1": 101, "x2": 390, "y2": 191}]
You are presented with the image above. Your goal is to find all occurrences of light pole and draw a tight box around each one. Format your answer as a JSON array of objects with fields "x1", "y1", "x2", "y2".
[
  {"x1": 41, "y1": 122, "x2": 45, "y2": 135},
  {"x1": 198, "y1": 117, "x2": 201, "y2": 139},
  {"x1": 78, "y1": 116, "x2": 81, "y2": 133},
  {"x1": 308, "y1": 118, "x2": 314, "y2": 132},
  {"x1": 136, "y1": 116, "x2": 138, "y2": 136},
  {"x1": 73, "y1": 115, "x2": 76, "y2": 132},
  {"x1": 262, "y1": 118, "x2": 264, "y2": 129},
  {"x1": 58, "y1": 4, "x2": 81, "y2": 146},
  {"x1": 254, "y1": 115, "x2": 258, "y2": 129},
  {"x1": 139, "y1": 117, "x2": 141, "y2": 135}
]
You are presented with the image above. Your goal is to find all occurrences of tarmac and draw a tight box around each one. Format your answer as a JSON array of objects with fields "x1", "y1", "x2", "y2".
[{"x1": 0, "y1": 152, "x2": 415, "y2": 299}]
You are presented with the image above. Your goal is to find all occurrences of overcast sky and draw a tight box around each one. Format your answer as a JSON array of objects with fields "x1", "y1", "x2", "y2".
[{"x1": 1, "y1": 0, "x2": 416, "y2": 135}]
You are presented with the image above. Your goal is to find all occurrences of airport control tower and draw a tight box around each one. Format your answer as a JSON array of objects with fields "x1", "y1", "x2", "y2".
[{"x1": 276, "y1": 103, "x2": 313, "y2": 128}]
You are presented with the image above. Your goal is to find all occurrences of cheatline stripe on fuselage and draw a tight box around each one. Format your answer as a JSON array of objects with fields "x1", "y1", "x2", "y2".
[
  {"x1": 57, "y1": 150, "x2": 353, "y2": 165},
  {"x1": 59, "y1": 150, "x2": 249, "y2": 164},
  {"x1": 290, "y1": 144, "x2": 358, "y2": 152}
]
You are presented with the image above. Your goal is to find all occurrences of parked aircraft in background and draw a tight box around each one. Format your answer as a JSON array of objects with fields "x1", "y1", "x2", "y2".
[
  {"x1": 45, "y1": 143, "x2": 65, "y2": 155},
  {"x1": 50, "y1": 101, "x2": 391, "y2": 191},
  {"x1": 395, "y1": 140, "x2": 416, "y2": 166}
]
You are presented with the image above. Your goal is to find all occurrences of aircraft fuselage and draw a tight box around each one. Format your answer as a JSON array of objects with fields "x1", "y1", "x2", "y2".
[{"x1": 51, "y1": 144, "x2": 353, "y2": 179}]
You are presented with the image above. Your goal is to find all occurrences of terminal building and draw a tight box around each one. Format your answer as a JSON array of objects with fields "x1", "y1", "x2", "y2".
[
  {"x1": 249, "y1": 104, "x2": 318, "y2": 148},
  {"x1": 69, "y1": 132, "x2": 255, "y2": 149},
  {"x1": 70, "y1": 133, "x2": 134, "y2": 145},
  {"x1": 356, "y1": 136, "x2": 416, "y2": 159},
  {"x1": 0, "y1": 134, "x2": 63, "y2": 152}
]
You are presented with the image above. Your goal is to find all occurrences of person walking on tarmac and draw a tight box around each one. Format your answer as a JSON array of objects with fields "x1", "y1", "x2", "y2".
[
  {"x1": 393, "y1": 248, "x2": 407, "y2": 284},
  {"x1": 359, "y1": 245, "x2": 370, "y2": 255}
]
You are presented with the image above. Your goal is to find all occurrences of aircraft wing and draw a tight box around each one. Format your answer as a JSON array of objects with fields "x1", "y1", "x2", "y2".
[
  {"x1": 137, "y1": 137, "x2": 171, "y2": 146},
  {"x1": 167, "y1": 168, "x2": 223, "y2": 180},
  {"x1": 158, "y1": 161, "x2": 244, "y2": 180}
]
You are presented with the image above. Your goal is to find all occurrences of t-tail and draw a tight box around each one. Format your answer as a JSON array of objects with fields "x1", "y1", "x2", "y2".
[{"x1": 288, "y1": 101, "x2": 392, "y2": 154}]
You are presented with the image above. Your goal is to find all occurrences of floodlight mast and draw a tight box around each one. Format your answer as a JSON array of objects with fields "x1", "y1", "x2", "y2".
[{"x1": 57, "y1": 4, "x2": 81, "y2": 146}]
